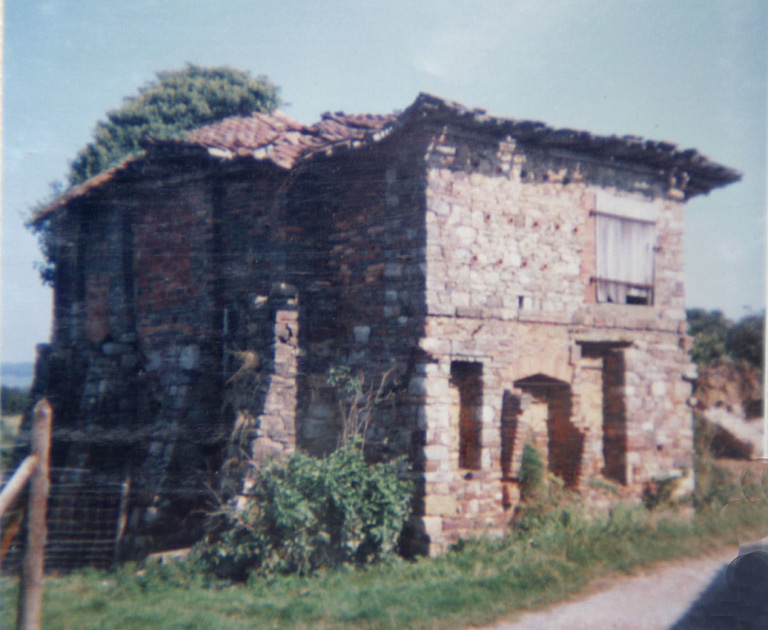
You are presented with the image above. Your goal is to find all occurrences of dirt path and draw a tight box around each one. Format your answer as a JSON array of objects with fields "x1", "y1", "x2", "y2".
[{"x1": 480, "y1": 545, "x2": 768, "y2": 630}]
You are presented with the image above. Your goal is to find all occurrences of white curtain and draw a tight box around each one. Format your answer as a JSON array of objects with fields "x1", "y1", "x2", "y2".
[{"x1": 596, "y1": 214, "x2": 655, "y2": 304}]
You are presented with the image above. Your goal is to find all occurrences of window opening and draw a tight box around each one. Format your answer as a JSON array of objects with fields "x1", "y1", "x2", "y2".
[
  {"x1": 580, "y1": 343, "x2": 628, "y2": 485},
  {"x1": 594, "y1": 192, "x2": 657, "y2": 306},
  {"x1": 451, "y1": 361, "x2": 483, "y2": 470}
]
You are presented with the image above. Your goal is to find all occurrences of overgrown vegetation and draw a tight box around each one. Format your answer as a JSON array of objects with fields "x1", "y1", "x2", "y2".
[
  {"x1": 2, "y1": 421, "x2": 756, "y2": 628},
  {"x1": 327, "y1": 364, "x2": 400, "y2": 449},
  {"x1": 693, "y1": 410, "x2": 741, "y2": 511},
  {"x1": 68, "y1": 64, "x2": 281, "y2": 186},
  {"x1": 2, "y1": 495, "x2": 761, "y2": 630},
  {"x1": 687, "y1": 308, "x2": 764, "y2": 369},
  {"x1": 197, "y1": 439, "x2": 412, "y2": 580}
]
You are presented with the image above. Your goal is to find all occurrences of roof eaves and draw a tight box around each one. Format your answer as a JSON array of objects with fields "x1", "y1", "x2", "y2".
[
  {"x1": 407, "y1": 93, "x2": 741, "y2": 197},
  {"x1": 30, "y1": 156, "x2": 139, "y2": 226}
]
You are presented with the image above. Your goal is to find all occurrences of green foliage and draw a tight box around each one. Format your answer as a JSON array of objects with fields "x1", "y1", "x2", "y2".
[
  {"x1": 28, "y1": 65, "x2": 280, "y2": 286},
  {"x1": 686, "y1": 308, "x2": 765, "y2": 369},
  {"x1": 518, "y1": 442, "x2": 545, "y2": 500},
  {"x1": 3, "y1": 504, "x2": 765, "y2": 630},
  {"x1": 1, "y1": 386, "x2": 29, "y2": 415},
  {"x1": 327, "y1": 364, "x2": 399, "y2": 448},
  {"x1": 513, "y1": 471, "x2": 586, "y2": 537},
  {"x1": 686, "y1": 308, "x2": 731, "y2": 366},
  {"x1": 68, "y1": 64, "x2": 281, "y2": 185},
  {"x1": 692, "y1": 411, "x2": 739, "y2": 511},
  {"x1": 728, "y1": 313, "x2": 765, "y2": 369},
  {"x1": 197, "y1": 440, "x2": 412, "y2": 578},
  {"x1": 514, "y1": 443, "x2": 591, "y2": 537},
  {"x1": 641, "y1": 476, "x2": 681, "y2": 511}
]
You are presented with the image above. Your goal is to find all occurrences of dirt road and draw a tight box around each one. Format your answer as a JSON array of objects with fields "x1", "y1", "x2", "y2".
[{"x1": 481, "y1": 546, "x2": 768, "y2": 630}]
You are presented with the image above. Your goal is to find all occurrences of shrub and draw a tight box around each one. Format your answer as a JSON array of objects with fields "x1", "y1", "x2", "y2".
[
  {"x1": 197, "y1": 440, "x2": 412, "y2": 579},
  {"x1": 513, "y1": 443, "x2": 586, "y2": 538},
  {"x1": 641, "y1": 476, "x2": 681, "y2": 511},
  {"x1": 518, "y1": 442, "x2": 545, "y2": 501}
]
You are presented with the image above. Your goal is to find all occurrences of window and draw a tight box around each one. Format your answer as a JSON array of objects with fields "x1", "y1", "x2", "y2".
[
  {"x1": 450, "y1": 361, "x2": 483, "y2": 470},
  {"x1": 594, "y1": 191, "x2": 657, "y2": 305}
]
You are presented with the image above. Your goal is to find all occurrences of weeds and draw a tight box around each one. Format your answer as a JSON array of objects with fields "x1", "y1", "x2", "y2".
[
  {"x1": 2, "y1": 500, "x2": 758, "y2": 630},
  {"x1": 2, "y1": 495, "x2": 761, "y2": 630},
  {"x1": 196, "y1": 439, "x2": 413, "y2": 579},
  {"x1": 0, "y1": 415, "x2": 756, "y2": 628}
]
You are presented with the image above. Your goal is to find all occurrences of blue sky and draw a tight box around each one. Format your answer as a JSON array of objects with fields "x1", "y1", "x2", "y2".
[{"x1": 2, "y1": 0, "x2": 766, "y2": 364}]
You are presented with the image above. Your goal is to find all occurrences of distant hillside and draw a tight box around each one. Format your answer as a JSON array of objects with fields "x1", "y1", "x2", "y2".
[{"x1": 1, "y1": 362, "x2": 34, "y2": 389}]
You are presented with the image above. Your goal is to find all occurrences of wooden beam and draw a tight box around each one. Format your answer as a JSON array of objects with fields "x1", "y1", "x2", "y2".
[{"x1": 0, "y1": 456, "x2": 38, "y2": 518}]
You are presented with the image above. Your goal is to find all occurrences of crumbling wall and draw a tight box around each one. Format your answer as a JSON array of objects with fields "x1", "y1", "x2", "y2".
[
  {"x1": 290, "y1": 134, "x2": 430, "y2": 463},
  {"x1": 412, "y1": 126, "x2": 695, "y2": 552},
  {"x1": 35, "y1": 156, "x2": 308, "y2": 555}
]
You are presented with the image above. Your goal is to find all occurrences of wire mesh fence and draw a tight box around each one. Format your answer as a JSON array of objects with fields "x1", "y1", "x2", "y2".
[{"x1": 1, "y1": 467, "x2": 126, "y2": 574}]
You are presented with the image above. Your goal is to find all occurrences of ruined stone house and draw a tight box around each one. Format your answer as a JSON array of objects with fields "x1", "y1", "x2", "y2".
[{"x1": 30, "y1": 93, "x2": 741, "y2": 556}]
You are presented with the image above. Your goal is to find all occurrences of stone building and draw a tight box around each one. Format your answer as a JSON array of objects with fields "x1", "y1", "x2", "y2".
[{"x1": 30, "y1": 93, "x2": 740, "y2": 556}]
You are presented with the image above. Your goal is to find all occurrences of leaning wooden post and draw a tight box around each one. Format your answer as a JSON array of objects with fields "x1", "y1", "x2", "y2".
[
  {"x1": 0, "y1": 456, "x2": 38, "y2": 519},
  {"x1": 16, "y1": 399, "x2": 52, "y2": 630}
]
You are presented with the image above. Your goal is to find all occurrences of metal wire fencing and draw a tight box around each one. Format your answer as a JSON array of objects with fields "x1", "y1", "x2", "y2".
[{"x1": 1, "y1": 467, "x2": 127, "y2": 574}]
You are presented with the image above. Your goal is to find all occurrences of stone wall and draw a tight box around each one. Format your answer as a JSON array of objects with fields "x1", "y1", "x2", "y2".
[
  {"x1": 409, "y1": 125, "x2": 695, "y2": 552},
  {"x1": 34, "y1": 115, "x2": 701, "y2": 558}
]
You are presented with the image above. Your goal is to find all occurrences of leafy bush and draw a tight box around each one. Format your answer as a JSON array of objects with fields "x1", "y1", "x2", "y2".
[
  {"x1": 686, "y1": 308, "x2": 765, "y2": 369},
  {"x1": 728, "y1": 313, "x2": 765, "y2": 369},
  {"x1": 687, "y1": 308, "x2": 731, "y2": 366},
  {"x1": 641, "y1": 476, "x2": 681, "y2": 511},
  {"x1": 197, "y1": 440, "x2": 412, "y2": 578},
  {"x1": 513, "y1": 443, "x2": 586, "y2": 538},
  {"x1": 518, "y1": 442, "x2": 545, "y2": 501}
]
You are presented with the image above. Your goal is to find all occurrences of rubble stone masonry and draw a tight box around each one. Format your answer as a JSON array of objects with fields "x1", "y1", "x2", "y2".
[
  {"x1": 30, "y1": 95, "x2": 738, "y2": 558},
  {"x1": 413, "y1": 126, "x2": 695, "y2": 551}
]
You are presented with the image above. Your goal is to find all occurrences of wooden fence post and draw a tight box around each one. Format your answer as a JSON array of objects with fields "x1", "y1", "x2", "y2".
[{"x1": 16, "y1": 399, "x2": 52, "y2": 630}]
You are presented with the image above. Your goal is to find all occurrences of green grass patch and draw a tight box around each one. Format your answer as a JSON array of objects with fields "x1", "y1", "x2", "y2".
[{"x1": 1, "y1": 503, "x2": 760, "y2": 630}]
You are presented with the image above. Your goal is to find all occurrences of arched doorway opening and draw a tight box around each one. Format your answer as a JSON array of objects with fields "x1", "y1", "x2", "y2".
[{"x1": 511, "y1": 374, "x2": 583, "y2": 488}]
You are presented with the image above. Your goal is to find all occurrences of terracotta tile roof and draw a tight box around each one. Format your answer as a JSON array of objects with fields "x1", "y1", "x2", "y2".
[
  {"x1": 31, "y1": 157, "x2": 138, "y2": 224},
  {"x1": 32, "y1": 111, "x2": 396, "y2": 223},
  {"x1": 32, "y1": 93, "x2": 741, "y2": 223},
  {"x1": 181, "y1": 110, "x2": 396, "y2": 169}
]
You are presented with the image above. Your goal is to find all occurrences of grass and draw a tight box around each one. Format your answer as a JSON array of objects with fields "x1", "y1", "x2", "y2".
[
  {"x1": 1, "y1": 423, "x2": 757, "y2": 629},
  {"x1": 1, "y1": 501, "x2": 762, "y2": 630}
]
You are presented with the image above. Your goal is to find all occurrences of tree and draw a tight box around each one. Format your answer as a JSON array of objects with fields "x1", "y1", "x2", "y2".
[
  {"x1": 686, "y1": 309, "x2": 731, "y2": 366},
  {"x1": 728, "y1": 313, "x2": 765, "y2": 369},
  {"x1": 68, "y1": 64, "x2": 281, "y2": 185},
  {"x1": 687, "y1": 309, "x2": 765, "y2": 370}
]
